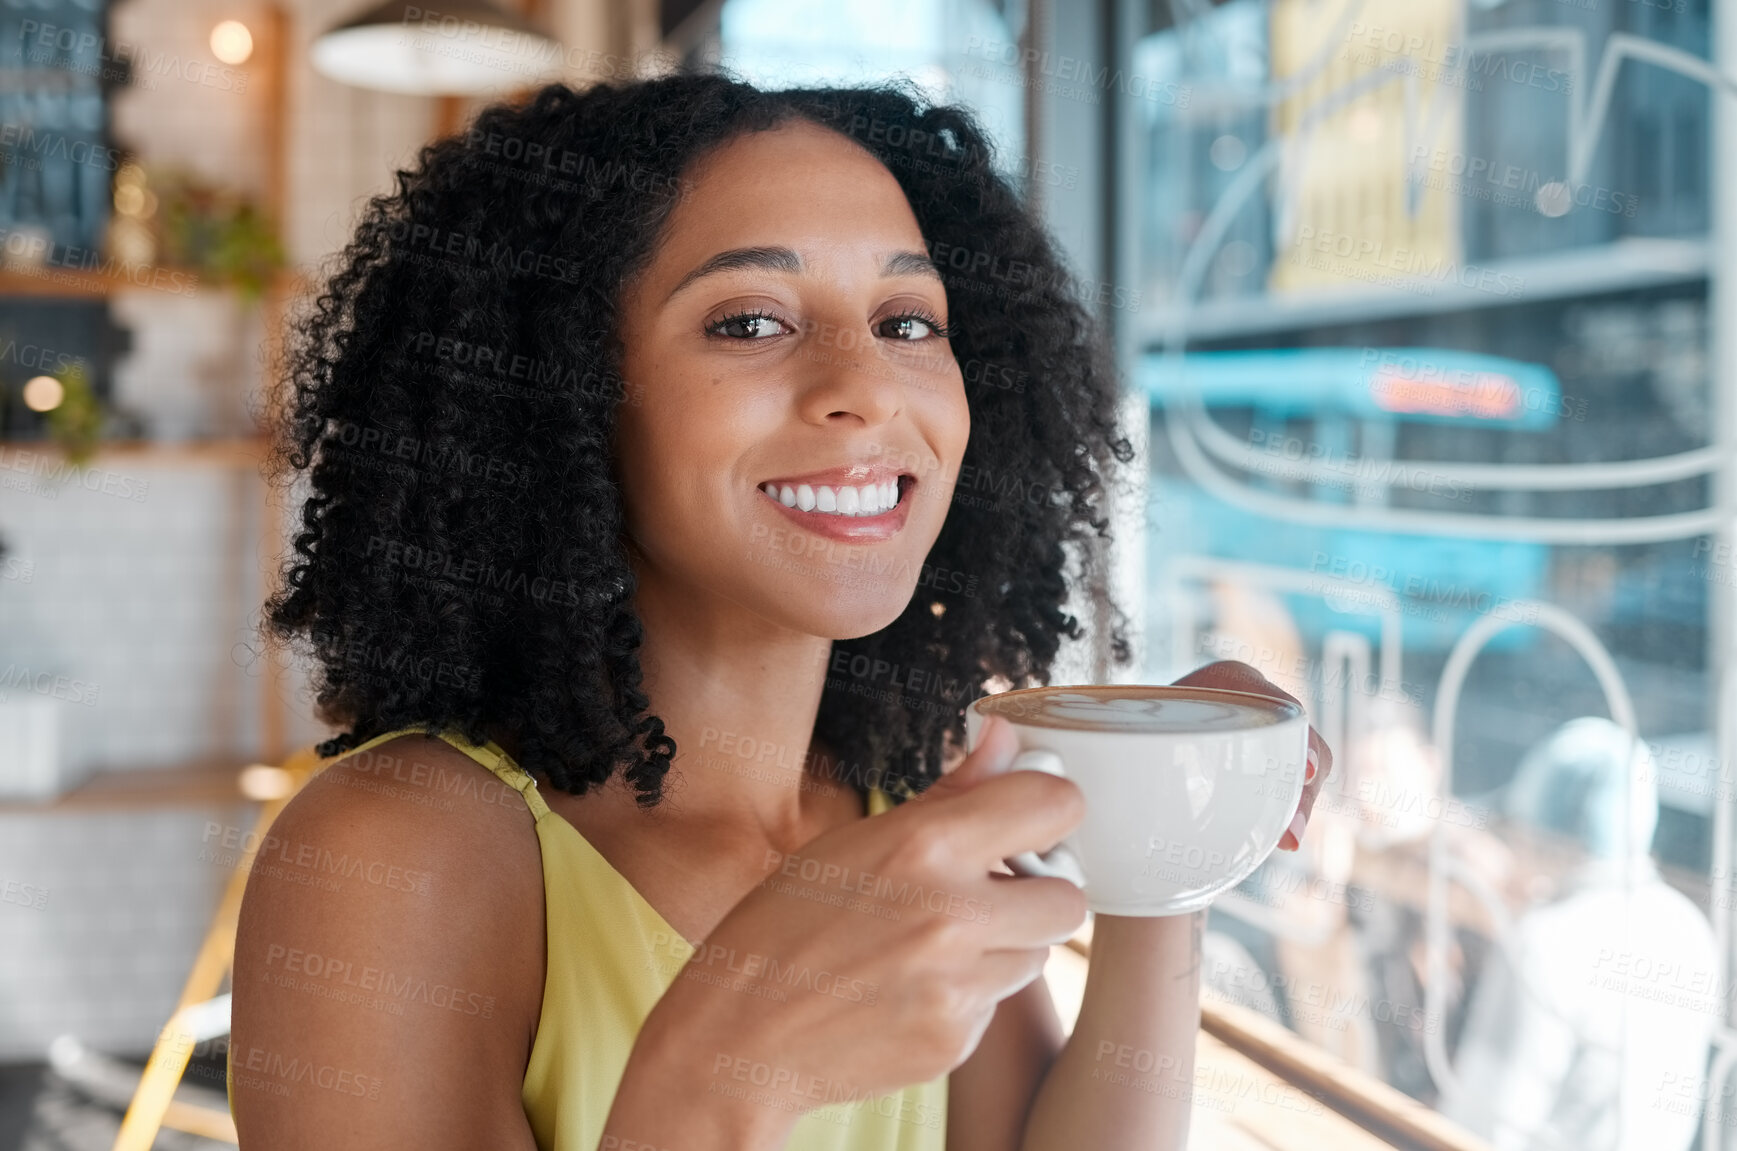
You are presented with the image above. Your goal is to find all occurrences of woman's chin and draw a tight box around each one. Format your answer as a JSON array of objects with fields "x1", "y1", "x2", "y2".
[{"x1": 771, "y1": 590, "x2": 916, "y2": 642}]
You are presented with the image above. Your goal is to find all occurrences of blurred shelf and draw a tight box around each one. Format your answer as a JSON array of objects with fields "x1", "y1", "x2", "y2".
[
  {"x1": 0, "y1": 265, "x2": 196, "y2": 300},
  {"x1": 1139, "y1": 236, "x2": 1711, "y2": 345},
  {"x1": 0, "y1": 436, "x2": 269, "y2": 467},
  {"x1": 0, "y1": 266, "x2": 306, "y2": 300},
  {"x1": 0, "y1": 757, "x2": 251, "y2": 813}
]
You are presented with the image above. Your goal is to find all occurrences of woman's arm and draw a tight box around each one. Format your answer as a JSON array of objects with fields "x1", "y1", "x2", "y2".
[
  {"x1": 943, "y1": 974, "x2": 1067, "y2": 1151},
  {"x1": 601, "y1": 995, "x2": 807, "y2": 1149},
  {"x1": 231, "y1": 738, "x2": 546, "y2": 1150},
  {"x1": 943, "y1": 916, "x2": 1201, "y2": 1151},
  {"x1": 1018, "y1": 914, "x2": 1202, "y2": 1150}
]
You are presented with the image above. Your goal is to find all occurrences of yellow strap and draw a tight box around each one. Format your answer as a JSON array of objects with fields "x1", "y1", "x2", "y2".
[{"x1": 338, "y1": 726, "x2": 551, "y2": 822}]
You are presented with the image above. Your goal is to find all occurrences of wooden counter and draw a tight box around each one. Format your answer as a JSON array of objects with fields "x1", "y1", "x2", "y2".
[{"x1": 1048, "y1": 937, "x2": 1495, "y2": 1151}]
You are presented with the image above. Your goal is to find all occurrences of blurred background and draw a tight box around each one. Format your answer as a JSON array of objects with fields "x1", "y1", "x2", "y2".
[{"x1": 0, "y1": 0, "x2": 1730, "y2": 1148}]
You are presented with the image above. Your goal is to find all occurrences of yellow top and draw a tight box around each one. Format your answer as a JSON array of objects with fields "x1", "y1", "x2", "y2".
[{"x1": 228, "y1": 726, "x2": 949, "y2": 1150}]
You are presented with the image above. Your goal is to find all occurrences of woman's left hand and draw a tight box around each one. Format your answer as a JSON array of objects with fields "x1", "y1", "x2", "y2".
[{"x1": 1170, "y1": 659, "x2": 1333, "y2": 852}]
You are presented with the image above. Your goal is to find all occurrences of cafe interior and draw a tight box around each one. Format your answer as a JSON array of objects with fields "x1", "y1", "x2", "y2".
[{"x1": 0, "y1": 0, "x2": 1729, "y2": 1147}]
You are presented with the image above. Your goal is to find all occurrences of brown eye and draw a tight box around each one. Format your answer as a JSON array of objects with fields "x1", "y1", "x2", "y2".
[
  {"x1": 879, "y1": 315, "x2": 941, "y2": 340},
  {"x1": 709, "y1": 313, "x2": 787, "y2": 339}
]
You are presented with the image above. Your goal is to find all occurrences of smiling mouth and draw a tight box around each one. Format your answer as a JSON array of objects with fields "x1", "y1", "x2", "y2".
[{"x1": 756, "y1": 476, "x2": 912, "y2": 518}]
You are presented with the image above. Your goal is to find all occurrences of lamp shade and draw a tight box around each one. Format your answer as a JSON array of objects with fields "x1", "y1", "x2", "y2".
[{"x1": 311, "y1": 0, "x2": 564, "y2": 95}]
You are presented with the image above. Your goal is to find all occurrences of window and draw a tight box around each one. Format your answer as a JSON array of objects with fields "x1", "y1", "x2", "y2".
[
  {"x1": 1130, "y1": 0, "x2": 1726, "y2": 1146},
  {"x1": 671, "y1": 0, "x2": 1029, "y2": 176}
]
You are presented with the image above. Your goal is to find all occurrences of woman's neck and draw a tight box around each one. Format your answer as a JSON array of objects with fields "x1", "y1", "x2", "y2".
[{"x1": 616, "y1": 571, "x2": 858, "y2": 849}]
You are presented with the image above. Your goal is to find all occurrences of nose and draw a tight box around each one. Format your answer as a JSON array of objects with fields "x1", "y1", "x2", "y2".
[{"x1": 793, "y1": 326, "x2": 903, "y2": 428}]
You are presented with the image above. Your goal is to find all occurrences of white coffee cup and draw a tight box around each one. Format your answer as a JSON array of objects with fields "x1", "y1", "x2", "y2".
[{"x1": 964, "y1": 684, "x2": 1309, "y2": 916}]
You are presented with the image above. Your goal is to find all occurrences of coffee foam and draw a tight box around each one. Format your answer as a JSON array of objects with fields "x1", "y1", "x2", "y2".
[{"x1": 977, "y1": 688, "x2": 1293, "y2": 733}]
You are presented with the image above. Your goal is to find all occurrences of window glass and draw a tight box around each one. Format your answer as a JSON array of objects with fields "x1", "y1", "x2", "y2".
[
  {"x1": 710, "y1": 0, "x2": 1028, "y2": 174},
  {"x1": 1134, "y1": 1, "x2": 1725, "y2": 1145}
]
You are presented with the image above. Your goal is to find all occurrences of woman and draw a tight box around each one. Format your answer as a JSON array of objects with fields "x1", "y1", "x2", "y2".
[{"x1": 231, "y1": 73, "x2": 1332, "y2": 1150}]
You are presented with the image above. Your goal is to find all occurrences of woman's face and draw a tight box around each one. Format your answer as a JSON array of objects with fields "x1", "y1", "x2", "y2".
[{"x1": 614, "y1": 121, "x2": 969, "y2": 639}]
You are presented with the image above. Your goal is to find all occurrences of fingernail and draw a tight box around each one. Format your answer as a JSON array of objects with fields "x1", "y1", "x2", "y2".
[
  {"x1": 1305, "y1": 746, "x2": 1319, "y2": 784},
  {"x1": 1284, "y1": 811, "x2": 1307, "y2": 850}
]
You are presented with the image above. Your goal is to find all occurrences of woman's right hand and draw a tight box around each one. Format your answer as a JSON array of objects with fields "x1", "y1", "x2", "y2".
[{"x1": 613, "y1": 715, "x2": 1089, "y2": 1137}]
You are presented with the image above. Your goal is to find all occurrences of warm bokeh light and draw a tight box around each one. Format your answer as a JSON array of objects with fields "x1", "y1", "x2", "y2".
[
  {"x1": 22, "y1": 375, "x2": 64, "y2": 412},
  {"x1": 238, "y1": 764, "x2": 295, "y2": 801},
  {"x1": 210, "y1": 20, "x2": 253, "y2": 65},
  {"x1": 114, "y1": 183, "x2": 145, "y2": 216}
]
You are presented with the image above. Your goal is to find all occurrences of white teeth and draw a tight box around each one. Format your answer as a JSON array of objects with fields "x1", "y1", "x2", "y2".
[{"x1": 760, "y1": 479, "x2": 905, "y2": 517}]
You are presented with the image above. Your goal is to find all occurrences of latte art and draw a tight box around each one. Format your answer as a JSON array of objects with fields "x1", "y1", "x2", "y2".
[{"x1": 978, "y1": 687, "x2": 1293, "y2": 733}]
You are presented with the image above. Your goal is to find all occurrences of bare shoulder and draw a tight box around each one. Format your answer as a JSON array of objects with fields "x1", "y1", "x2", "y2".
[
  {"x1": 231, "y1": 733, "x2": 544, "y2": 1150},
  {"x1": 285, "y1": 731, "x2": 545, "y2": 850}
]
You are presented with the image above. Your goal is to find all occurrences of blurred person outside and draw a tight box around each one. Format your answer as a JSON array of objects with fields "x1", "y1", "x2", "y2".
[{"x1": 1440, "y1": 717, "x2": 1717, "y2": 1151}]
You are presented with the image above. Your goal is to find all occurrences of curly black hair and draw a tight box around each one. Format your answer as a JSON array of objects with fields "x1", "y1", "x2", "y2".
[{"x1": 264, "y1": 71, "x2": 1135, "y2": 807}]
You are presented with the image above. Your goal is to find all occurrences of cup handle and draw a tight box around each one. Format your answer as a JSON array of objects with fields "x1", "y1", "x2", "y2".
[{"x1": 1002, "y1": 750, "x2": 1087, "y2": 887}]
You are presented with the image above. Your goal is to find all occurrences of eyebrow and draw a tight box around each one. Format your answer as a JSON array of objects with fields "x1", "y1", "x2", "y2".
[{"x1": 665, "y1": 246, "x2": 944, "y2": 302}]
